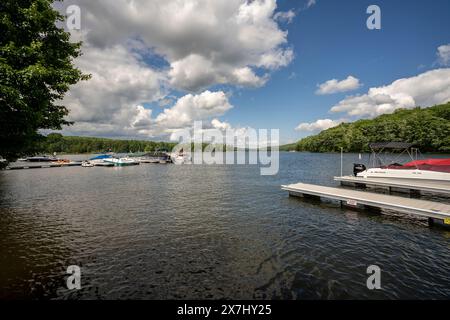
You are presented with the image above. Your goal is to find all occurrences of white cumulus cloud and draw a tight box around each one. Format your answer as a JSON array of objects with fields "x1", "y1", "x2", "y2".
[
  {"x1": 55, "y1": 0, "x2": 295, "y2": 138},
  {"x1": 437, "y1": 44, "x2": 450, "y2": 66},
  {"x1": 274, "y1": 10, "x2": 296, "y2": 23},
  {"x1": 330, "y1": 68, "x2": 450, "y2": 118},
  {"x1": 316, "y1": 76, "x2": 362, "y2": 95},
  {"x1": 64, "y1": 0, "x2": 293, "y2": 92},
  {"x1": 295, "y1": 119, "x2": 343, "y2": 132},
  {"x1": 155, "y1": 91, "x2": 233, "y2": 131},
  {"x1": 62, "y1": 44, "x2": 165, "y2": 137},
  {"x1": 306, "y1": 0, "x2": 316, "y2": 9},
  {"x1": 211, "y1": 119, "x2": 232, "y2": 130}
]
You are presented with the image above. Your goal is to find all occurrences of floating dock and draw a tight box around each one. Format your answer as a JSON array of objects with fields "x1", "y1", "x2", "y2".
[
  {"x1": 282, "y1": 182, "x2": 450, "y2": 228},
  {"x1": 6, "y1": 162, "x2": 82, "y2": 170},
  {"x1": 334, "y1": 176, "x2": 450, "y2": 196}
]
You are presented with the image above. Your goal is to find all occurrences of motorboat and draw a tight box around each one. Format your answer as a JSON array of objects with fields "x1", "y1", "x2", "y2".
[
  {"x1": 170, "y1": 152, "x2": 192, "y2": 165},
  {"x1": 138, "y1": 152, "x2": 172, "y2": 164},
  {"x1": 52, "y1": 159, "x2": 71, "y2": 165},
  {"x1": 139, "y1": 157, "x2": 161, "y2": 164},
  {"x1": 354, "y1": 142, "x2": 450, "y2": 182},
  {"x1": 104, "y1": 157, "x2": 140, "y2": 166},
  {"x1": 81, "y1": 161, "x2": 94, "y2": 167},
  {"x1": 24, "y1": 156, "x2": 57, "y2": 162},
  {"x1": 89, "y1": 154, "x2": 115, "y2": 167}
]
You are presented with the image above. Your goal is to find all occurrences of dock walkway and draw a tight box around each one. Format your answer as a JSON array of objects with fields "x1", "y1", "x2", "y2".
[
  {"x1": 282, "y1": 182, "x2": 450, "y2": 226},
  {"x1": 6, "y1": 162, "x2": 82, "y2": 170},
  {"x1": 334, "y1": 176, "x2": 450, "y2": 196}
]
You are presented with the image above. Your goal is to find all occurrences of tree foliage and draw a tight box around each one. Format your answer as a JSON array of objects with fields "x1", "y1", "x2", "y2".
[
  {"x1": 0, "y1": 0, "x2": 89, "y2": 160},
  {"x1": 39, "y1": 134, "x2": 177, "y2": 154},
  {"x1": 281, "y1": 102, "x2": 450, "y2": 153}
]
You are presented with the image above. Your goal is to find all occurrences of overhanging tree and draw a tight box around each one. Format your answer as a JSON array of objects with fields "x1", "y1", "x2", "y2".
[{"x1": 0, "y1": 0, "x2": 89, "y2": 161}]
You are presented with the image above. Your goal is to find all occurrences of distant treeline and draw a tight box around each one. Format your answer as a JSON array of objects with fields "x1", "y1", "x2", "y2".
[
  {"x1": 38, "y1": 134, "x2": 177, "y2": 154},
  {"x1": 281, "y1": 102, "x2": 450, "y2": 153},
  {"x1": 37, "y1": 134, "x2": 234, "y2": 154}
]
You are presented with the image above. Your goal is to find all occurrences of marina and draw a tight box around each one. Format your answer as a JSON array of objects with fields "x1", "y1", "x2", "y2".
[{"x1": 4, "y1": 152, "x2": 177, "y2": 170}]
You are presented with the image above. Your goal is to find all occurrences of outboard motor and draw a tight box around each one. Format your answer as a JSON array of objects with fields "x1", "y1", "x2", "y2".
[{"x1": 353, "y1": 163, "x2": 366, "y2": 177}]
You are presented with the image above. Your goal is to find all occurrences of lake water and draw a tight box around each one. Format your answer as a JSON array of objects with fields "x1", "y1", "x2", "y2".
[{"x1": 1, "y1": 152, "x2": 449, "y2": 299}]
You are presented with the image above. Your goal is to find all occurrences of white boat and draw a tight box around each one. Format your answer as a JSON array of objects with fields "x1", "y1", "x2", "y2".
[
  {"x1": 139, "y1": 158, "x2": 160, "y2": 164},
  {"x1": 92, "y1": 161, "x2": 114, "y2": 167},
  {"x1": 170, "y1": 153, "x2": 192, "y2": 165},
  {"x1": 357, "y1": 167, "x2": 450, "y2": 182},
  {"x1": 354, "y1": 142, "x2": 450, "y2": 182},
  {"x1": 104, "y1": 157, "x2": 140, "y2": 166},
  {"x1": 89, "y1": 154, "x2": 114, "y2": 167},
  {"x1": 0, "y1": 157, "x2": 7, "y2": 169},
  {"x1": 81, "y1": 161, "x2": 94, "y2": 167}
]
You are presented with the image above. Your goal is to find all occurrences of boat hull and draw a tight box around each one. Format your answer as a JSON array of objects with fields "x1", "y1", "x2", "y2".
[
  {"x1": 104, "y1": 158, "x2": 140, "y2": 166},
  {"x1": 357, "y1": 168, "x2": 450, "y2": 182}
]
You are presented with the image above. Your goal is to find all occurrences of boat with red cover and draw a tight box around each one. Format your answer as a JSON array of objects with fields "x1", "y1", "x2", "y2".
[{"x1": 354, "y1": 142, "x2": 450, "y2": 182}]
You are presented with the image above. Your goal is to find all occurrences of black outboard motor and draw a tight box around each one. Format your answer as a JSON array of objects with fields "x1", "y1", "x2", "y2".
[{"x1": 353, "y1": 163, "x2": 366, "y2": 176}]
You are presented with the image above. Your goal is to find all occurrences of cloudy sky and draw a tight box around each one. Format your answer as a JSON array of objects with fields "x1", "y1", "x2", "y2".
[{"x1": 55, "y1": 0, "x2": 450, "y2": 143}]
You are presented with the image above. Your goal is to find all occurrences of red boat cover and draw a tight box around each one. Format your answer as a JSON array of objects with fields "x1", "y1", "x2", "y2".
[
  {"x1": 386, "y1": 158, "x2": 450, "y2": 173},
  {"x1": 403, "y1": 158, "x2": 450, "y2": 167}
]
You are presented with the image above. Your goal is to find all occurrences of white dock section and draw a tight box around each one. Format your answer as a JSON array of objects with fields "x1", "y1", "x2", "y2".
[
  {"x1": 334, "y1": 176, "x2": 450, "y2": 196},
  {"x1": 282, "y1": 183, "x2": 450, "y2": 223}
]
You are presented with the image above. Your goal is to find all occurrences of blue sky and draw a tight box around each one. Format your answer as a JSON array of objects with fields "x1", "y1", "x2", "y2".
[
  {"x1": 60, "y1": 0, "x2": 450, "y2": 144},
  {"x1": 219, "y1": 0, "x2": 450, "y2": 143}
]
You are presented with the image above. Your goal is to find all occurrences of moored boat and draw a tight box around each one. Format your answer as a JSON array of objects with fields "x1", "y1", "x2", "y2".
[
  {"x1": 354, "y1": 142, "x2": 450, "y2": 182},
  {"x1": 25, "y1": 156, "x2": 57, "y2": 162},
  {"x1": 170, "y1": 152, "x2": 191, "y2": 165},
  {"x1": 81, "y1": 161, "x2": 94, "y2": 167},
  {"x1": 52, "y1": 159, "x2": 71, "y2": 165},
  {"x1": 90, "y1": 154, "x2": 115, "y2": 167},
  {"x1": 104, "y1": 157, "x2": 140, "y2": 166},
  {"x1": 138, "y1": 151, "x2": 172, "y2": 164}
]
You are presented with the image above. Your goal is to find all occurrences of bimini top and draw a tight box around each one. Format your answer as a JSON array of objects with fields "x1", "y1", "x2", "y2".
[
  {"x1": 369, "y1": 142, "x2": 414, "y2": 150},
  {"x1": 90, "y1": 154, "x2": 112, "y2": 160}
]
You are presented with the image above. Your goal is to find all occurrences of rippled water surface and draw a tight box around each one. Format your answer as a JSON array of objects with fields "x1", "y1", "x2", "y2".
[{"x1": 1, "y1": 152, "x2": 450, "y2": 299}]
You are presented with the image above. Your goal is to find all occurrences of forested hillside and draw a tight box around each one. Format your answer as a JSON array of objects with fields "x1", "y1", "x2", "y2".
[
  {"x1": 282, "y1": 102, "x2": 450, "y2": 153},
  {"x1": 38, "y1": 133, "x2": 176, "y2": 154}
]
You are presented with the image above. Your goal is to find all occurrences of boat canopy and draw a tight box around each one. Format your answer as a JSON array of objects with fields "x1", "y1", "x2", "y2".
[
  {"x1": 90, "y1": 154, "x2": 112, "y2": 160},
  {"x1": 369, "y1": 142, "x2": 414, "y2": 150}
]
